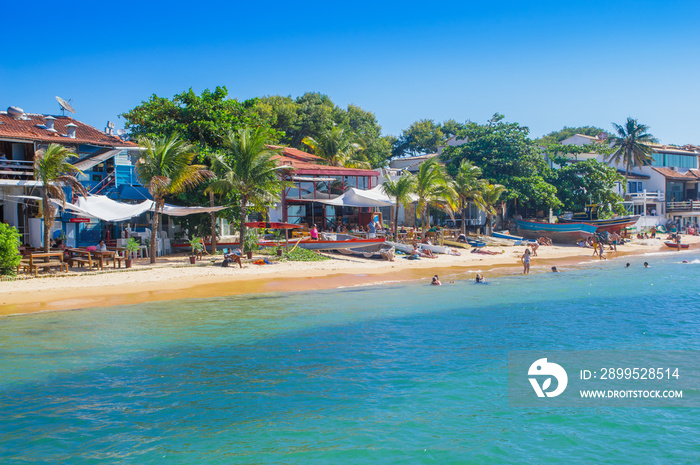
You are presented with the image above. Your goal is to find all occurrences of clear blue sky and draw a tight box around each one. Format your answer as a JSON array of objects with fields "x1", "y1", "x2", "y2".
[{"x1": 2, "y1": 1, "x2": 699, "y2": 144}]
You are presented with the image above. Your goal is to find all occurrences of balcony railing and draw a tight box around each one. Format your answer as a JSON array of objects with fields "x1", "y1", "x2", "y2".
[
  {"x1": 626, "y1": 191, "x2": 665, "y2": 202},
  {"x1": 0, "y1": 159, "x2": 34, "y2": 180},
  {"x1": 667, "y1": 201, "x2": 700, "y2": 212}
]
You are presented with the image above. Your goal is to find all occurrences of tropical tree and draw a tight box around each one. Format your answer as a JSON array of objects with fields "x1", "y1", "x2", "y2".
[
  {"x1": 453, "y1": 160, "x2": 484, "y2": 235},
  {"x1": 33, "y1": 144, "x2": 87, "y2": 252},
  {"x1": 205, "y1": 126, "x2": 292, "y2": 251},
  {"x1": 302, "y1": 126, "x2": 370, "y2": 168},
  {"x1": 413, "y1": 158, "x2": 457, "y2": 238},
  {"x1": 606, "y1": 117, "x2": 659, "y2": 176},
  {"x1": 477, "y1": 183, "x2": 507, "y2": 235},
  {"x1": 380, "y1": 173, "x2": 416, "y2": 239},
  {"x1": 136, "y1": 134, "x2": 214, "y2": 263}
]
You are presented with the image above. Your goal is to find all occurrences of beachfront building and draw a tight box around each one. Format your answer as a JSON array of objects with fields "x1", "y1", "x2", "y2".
[
  {"x1": 389, "y1": 144, "x2": 486, "y2": 229},
  {"x1": 561, "y1": 134, "x2": 700, "y2": 229},
  {"x1": 269, "y1": 146, "x2": 381, "y2": 230},
  {"x1": 0, "y1": 106, "x2": 140, "y2": 246}
]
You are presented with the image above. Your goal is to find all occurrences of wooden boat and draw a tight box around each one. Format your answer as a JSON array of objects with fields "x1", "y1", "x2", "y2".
[
  {"x1": 297, "y1": 234, "x2": 386, "y2": 251},
  {"x1": 558, "y1": 204, "x2": 640, "y2": 233},
  {"x1": 664, "y1": 241, "x2": 690, "y2": 249},
  {"x1": 443, "y1": 239, "x2": 472, "y2": 249},
  {"x1": 514, "y1": 219, "x2": 597, "y2": 244},
  {"x1": 336, "y1": 243, "x2": 395, "y2": 259},
  {"x1": 385, "y1": 240, "x2": 460, "y2": 255}
]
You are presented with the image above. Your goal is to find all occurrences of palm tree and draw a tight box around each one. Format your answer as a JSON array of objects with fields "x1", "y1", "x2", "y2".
[
  {"x1": 302, "y1": 126, "x2": 369, "y2": 168},
  {"x1": 136, "y1": 134, "x2": 214, "y2": 263},
  {"x1": 413, "y1": 158, "x2": 457, "y2": 238},
  {"x1": 381, "y1": 172, "x2": 416, "y2": 239},
  {"x1": 607, "y1": 118, "x2": 659, "y2": 176},
  {"x1": 34, "y1": 144, "x2": 88, "y2": 252},
  {"x1": 477, "y1": 183, "x2": 507, "y2": 235},
  {"x1": 453, "y1": 160, "x2": 484, "y2": 236},
  {"x1": 205, "y1": 126, "x2": 292, "y2": 251}
]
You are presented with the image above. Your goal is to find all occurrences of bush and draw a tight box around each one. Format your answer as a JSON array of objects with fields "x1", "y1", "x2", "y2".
[
  {"x1": 0, "y1": 223, "x2": 21, "y2": 276},
  {"x1": 281, "y1": 248, "x2": 331, "y2": 262}
]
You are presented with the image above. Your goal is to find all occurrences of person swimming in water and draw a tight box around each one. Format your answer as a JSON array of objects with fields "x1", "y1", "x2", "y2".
[
  {"x1": 551, "y1": 266, "x2": 558, "y2": 272},
  {"x1": 431, "y1": 275, "x2": 442, "y2": 285},
  {"x1": 644, "y1": 262, "x2": 650, "y2": 268}
]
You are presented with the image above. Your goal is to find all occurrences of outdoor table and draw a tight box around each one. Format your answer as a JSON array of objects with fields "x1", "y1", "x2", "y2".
[{"x1": 92, "y1": 250, "x2": 117, "y2": 269}]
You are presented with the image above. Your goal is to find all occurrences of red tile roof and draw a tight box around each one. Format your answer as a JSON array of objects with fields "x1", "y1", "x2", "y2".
[
  {"x1": 270, "y1": 146, "x2": 379, "y2": 177},
  {"x1": 651, "y1": 167, "x2": 700, "y2": 180},
  {"x1": 0, "y1": 112, "x2": 137, "y2": 148}
]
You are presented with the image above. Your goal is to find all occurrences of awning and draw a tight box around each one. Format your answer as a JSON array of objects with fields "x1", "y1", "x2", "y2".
[
  {"x1": 73, "y1": 149, "x2": 122, "y2": 171},
  {"x1": 313, "y1": 187, "x2": 395, "y2": 207},
  {"x1": 10, "y1": 194, "x2": 228, "y2": 222},
  {"x1": 0, "y1": 179, "x2": 44, "y2": 187}
]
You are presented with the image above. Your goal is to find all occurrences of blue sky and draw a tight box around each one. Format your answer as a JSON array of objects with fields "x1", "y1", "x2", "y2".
[{"x1": 2, "y1": 1, "x2": 699, "y2": 144}]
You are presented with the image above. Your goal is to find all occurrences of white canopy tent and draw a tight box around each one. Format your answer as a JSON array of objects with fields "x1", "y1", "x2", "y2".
[
  {"x1": 311, "y1": 187, "x2": 395, "y2": 207},
  {"x1": 11, "y1": 194, "x2": 227, "y2": 222}
]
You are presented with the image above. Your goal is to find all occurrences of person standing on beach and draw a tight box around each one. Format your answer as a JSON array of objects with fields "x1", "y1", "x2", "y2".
[
  {"x1": 610, "y1": 232, "x2": 619, "y2": 252},
  {"x1": 368, "y1": 220, "x2": 376, "y2": 239},
  {"x1": 521, "y1": 249, "x2": 531, "y2": 274},
  {"x1": 530, "y1": 241, "x2": 539, "y2": 256}
]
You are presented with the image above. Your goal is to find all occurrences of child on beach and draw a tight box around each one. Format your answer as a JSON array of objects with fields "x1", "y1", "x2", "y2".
[{"x1": 521, "y1": 249, "x2": 531, "y2": 274}]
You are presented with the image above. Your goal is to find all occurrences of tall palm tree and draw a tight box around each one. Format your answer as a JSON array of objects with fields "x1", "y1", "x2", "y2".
[
  {"x1": 302, "y1": 126, "x2": 370, "y2": 168},
  {"x1": 453, "y1": 160, "x2": 484, "y2": 236},
  {"x1": 136, "y1": 134, "x2": 214, "y2": 263},
  {"x1": 381, "y1": 172, "x2": 416, "y2": 239},
  {"x1": 413, "y1": 158, "x2": 457, "y2": 238},
  {"x1": 607, "y1": 118, "x2": 659, "y2": 176},
  {"x1": 205, "y1": 126, "x2": 292, "y2": 251},
  {"x1": 34, "y1": 144, "x2": 88, "y2": 252},
  {"x1": 477, "y1": 183, "x2": 507, "y2": 235}
]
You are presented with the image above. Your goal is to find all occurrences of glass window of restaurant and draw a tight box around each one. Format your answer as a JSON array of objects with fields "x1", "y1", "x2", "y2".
[
  {"x1": 651, "y1": 153, "x2": 665, "y2": 166},
  {"x1": 287, "y1": 205, "x2": 307, "y2": 224},
  {"x1": 666, "y1": 154, "x2": 697, "y2": 169}
]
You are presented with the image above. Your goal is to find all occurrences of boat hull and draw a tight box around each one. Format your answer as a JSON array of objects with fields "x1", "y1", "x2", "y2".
[
  {"x1": 297, "y1": 237, "x2": 386, "y2": 251},
  {"x1": 558, "y1": 215, "x2": 640, "y2": 233},
  {"x1": 664, "y1": 241, "x2": 689, "y2": 249},
  {"x1": 514, "y1": 219, "x2": 597, "y2": 244}
]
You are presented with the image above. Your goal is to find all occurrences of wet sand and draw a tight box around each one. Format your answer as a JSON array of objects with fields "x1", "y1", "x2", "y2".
[{"x1": 1, "y1": 236, "x2": 697, "y2": 316}]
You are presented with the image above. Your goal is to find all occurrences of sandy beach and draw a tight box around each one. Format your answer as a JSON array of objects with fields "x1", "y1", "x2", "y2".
[{"x1": 2, "y1": 236, "x2": 698, "y2": 316}]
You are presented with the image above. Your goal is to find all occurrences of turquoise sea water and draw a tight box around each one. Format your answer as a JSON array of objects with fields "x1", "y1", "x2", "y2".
[{"x1": 1, "y1": 252, "x2": 699, "y2": 464}]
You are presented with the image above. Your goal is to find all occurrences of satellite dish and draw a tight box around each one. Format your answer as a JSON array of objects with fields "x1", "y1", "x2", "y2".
[
  {"x1": 55, "y1": 96, "x2": 76, "y2": 116},
  {"x1": 116, "y1": 129, "x2": 127, "y2": 136}
]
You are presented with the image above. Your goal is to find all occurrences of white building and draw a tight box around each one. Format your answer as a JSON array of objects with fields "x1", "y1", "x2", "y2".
[{"x1": 560, "y1": 134, "x2": 700, "y2": 229}]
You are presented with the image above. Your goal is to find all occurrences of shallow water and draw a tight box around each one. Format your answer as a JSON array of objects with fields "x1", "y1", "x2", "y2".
[{"x1": 1, "y1": 252, "x2": 699, "y2": 463}]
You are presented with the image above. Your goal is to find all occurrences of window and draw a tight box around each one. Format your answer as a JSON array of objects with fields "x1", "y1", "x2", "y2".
[
  {"x1": 286, "y1": 205, "x2": 306, "y2": 224},
  {"x1": 651, "y1": 153, "x2": 665, "y2": 166},
  {"x1": 628, "y1": 181, "x2": 642, "y2": 193}
]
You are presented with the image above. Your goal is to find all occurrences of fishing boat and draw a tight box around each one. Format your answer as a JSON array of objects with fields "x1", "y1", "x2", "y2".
[
  {"x1": 296, "y1": 233, "x2": 386, "y2": 251},
  {"x1": 664, "y1": 241, "x2": 690, "y2": 249},
  {"x1": 557, "y1": 205, "x2": 640, "y2": 233},
  {"x1": 336, "y1": 243, "x2": 396, "y2": 260},
  {"x1": 514, "y1": 219, "x2": 597, "y2": 244},
  {"x1": 491, "y1": 231, "x2": 537, "y2": 245},
  {"x1": 384, "y1": 240, "x2": 460, "y2": 255}
]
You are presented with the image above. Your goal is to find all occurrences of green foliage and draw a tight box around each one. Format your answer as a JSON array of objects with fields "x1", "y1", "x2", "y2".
[
  {"x1": 206, "y1": 126, "x2": 292, "y2": 251},
  {"x1": 302, "y1": 126, "x2": 369, "y2": 168},
  {"x1": 121, "y1": 87, "x2": 268, "y2": 149},
  {"x1": 252, "y1": 92, "x2": 392, "y2": 168},
  {"x1": 0, "y1": 223, "x2": 21, "y2": 276},
  {"x1": 549, "y1": 159, "x2": 626, "y2": 217},
  {"x1": 392, "y1": 119, "x2": 444, "y2": 157},
  {"x1": 188, "y1": 235, "x2": 204, "y2": 254},
  {"x1": 136, "y1": 134, "x2": 214, "y2": 263},
  {"x1": 242, "y1": 229, "x2": 260, "y2": 253},
  {"x1": 381, "y1": 173, "x2": 417, "y2": 236},
  {"x1": 606, "y1": 118, "x2": 659, "y2": 175},
  {"x1": 413, "y1": 158, "x2": 457, "y2": 233},
  {"x1": 125, "y1": 237, "x2": 141, "y2": 254},
  {"x1": 34, "y1": 144, "x2": 88, "y2": 252},
  {"x1": 537, "y1": 126, "x2": 606, "y2": 145},
  {"x1": 281, "y1": 247, "x2": 331, "y2": 262},
  {"x1": 442, "y1": 114, "x2": 559, "y2": 214}
]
